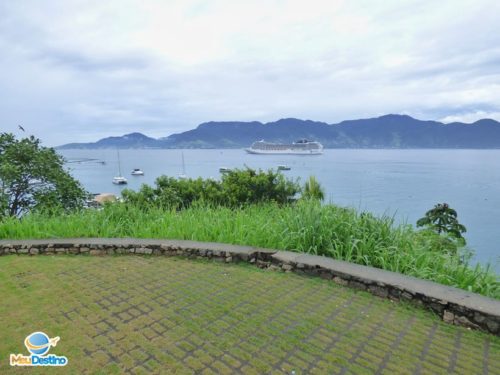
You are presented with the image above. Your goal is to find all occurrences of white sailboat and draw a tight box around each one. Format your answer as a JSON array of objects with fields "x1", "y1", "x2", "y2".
[
  {"x1": 178, "y1": 152, "x2": 187, "y2": 179},
  {"x1": 112, "y1": 150, "x2": 128, "y2": 185}
]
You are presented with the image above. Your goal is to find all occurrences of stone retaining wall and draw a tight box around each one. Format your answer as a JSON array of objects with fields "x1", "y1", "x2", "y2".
[{"x1": 0, "y1": 238, "x2": 499, "y2": 336}]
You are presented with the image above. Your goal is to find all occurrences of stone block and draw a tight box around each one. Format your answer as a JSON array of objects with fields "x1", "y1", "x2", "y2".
[
  {"x1": 454, "y1": 315, "x2": 480, "y2": 330},
  {"x1": 136, "y1": 247, "x2": 153, "y2": 255},
  {"x1": 429, "y1": 302, "x2": 446, "y2": 314},
  {"x1": 443, "y1": 310, "x2": 454, "y2": 323},
  {"x1": 401, "y1": 291, "x2": 413, "y2": 300},
  {"x1": 29, "y1": 247, "x2": 39, "y2": 255},
  {"x1": 349, "y1": 281, "x2": 367, "y2": 291},
  {"x1": 333, "y1": 277, "x2": 348, "y2": 286},
  {"x1": 282, "y1": 264, "x2": 294, "y2": 271},
  {"x1": 473, "y1": 312, "x2": 486, "y2": 323},
  {"x1": 320, "y1": 272, "x2": 332, "y2": 280},
  {"x1": 89, "y1": 249, "x2": 104, "y2": 256},
  {"x1": 369, "y1": 285, "x2": 389, "y2": 298},
  {"x1": 486, "y1": 319, "x2": 499, "y2": 333}
]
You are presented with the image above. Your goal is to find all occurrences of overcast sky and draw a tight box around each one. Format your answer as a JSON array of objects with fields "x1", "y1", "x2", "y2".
[{"x1": 1, "y1": 0, "x2": 499, "y2": 145}]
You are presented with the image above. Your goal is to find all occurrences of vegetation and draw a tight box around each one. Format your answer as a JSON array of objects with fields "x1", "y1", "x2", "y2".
[
  {"x1": 417, "y1": 203, "x2": 467, "y2": 240},
  {"x1": 122, "y1": 167, "x2": 301, "y2": 208},
  {"x1": 1, "y1": 200, "x2": 498, "y2": 298},
  {"x1": 416, "y1": 203, "x2": 468, "y2": 256},
  {"x1": 0, "y1": 133, "x2": 87, "y2": 218},
  {"x1": 302, "y1": 176, "x2": 325, "y2": 201}
]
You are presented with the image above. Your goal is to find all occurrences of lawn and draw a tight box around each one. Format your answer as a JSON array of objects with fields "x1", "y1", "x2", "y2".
[{"x1": 1, "y1": 255, "x2": 499, "y2": 374}]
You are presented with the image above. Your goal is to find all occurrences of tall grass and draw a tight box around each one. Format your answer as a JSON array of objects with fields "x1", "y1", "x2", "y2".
[{"x1": 1, "y1": 200, "x2": 498, "y2": 298}]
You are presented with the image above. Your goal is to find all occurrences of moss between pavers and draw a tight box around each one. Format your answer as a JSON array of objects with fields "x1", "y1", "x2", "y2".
[{"x1": 0, "y1": 255, "x2": 498, "y2": 374}]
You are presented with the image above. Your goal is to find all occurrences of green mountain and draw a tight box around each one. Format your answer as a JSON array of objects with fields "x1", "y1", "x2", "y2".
[{"x1": 58, "y1": 115, "x2": 500, "y2": 149}]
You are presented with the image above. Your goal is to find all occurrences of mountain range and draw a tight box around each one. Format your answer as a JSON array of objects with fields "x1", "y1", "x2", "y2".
[{"x1": 58, "y1": 114, "x2": 500, "y2": 149}]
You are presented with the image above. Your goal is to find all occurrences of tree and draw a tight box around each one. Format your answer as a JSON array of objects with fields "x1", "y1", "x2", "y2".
[
  {"x1": 416, "y1": 203, "x2": 467, "y2": 241},
  {"x1": 302, "y1": 176, "x2": 325, "y2": 201},
  {"x1": 0, "y1": 133, "x2": 88, "y2": 218}
]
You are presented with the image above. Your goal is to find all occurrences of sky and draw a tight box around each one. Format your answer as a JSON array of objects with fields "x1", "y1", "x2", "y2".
[{"x1": 1, "y1": 0, "x2": 500, "y2": 146}]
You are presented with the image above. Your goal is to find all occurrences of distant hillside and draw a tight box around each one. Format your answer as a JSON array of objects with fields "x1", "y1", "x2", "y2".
[
  {"x1": 57, "y1": 115, "x2": 500, "y2": 149},
  {"x1": 58, "y1": 132, "x2": 161, "y2": 149}
]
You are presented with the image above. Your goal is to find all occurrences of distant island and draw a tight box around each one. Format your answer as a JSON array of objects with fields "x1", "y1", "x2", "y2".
[{"x1": 57, "y1": 114, "x2": 500, "y2": 149}]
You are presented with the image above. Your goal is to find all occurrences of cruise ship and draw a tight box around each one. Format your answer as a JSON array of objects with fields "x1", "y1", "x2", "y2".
[{"x1": 245, "y1": 139, "x2": 323, "y2": 155}]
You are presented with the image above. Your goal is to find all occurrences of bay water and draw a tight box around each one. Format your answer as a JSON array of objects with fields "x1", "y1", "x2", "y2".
[{"x1": 59, "y1": 149, "x2": 500, "y2": 271}]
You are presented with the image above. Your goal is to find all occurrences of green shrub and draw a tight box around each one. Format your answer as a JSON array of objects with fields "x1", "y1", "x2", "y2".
[
  {"x1": 302, "y1": 176, "x2": 325, "y2": 201},
  {"x1": 122, "y1": 168, "x2": 300, "y2": 208}
]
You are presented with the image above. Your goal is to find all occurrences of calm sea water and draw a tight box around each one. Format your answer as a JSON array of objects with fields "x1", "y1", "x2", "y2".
[{"x1": 59, "y1": 149, "x2": 500, "y2": 270}]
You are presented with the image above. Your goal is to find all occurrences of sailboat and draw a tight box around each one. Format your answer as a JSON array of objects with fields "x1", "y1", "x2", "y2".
[
  {"x1": 178, "y1": 152, "x2": 187, "y2": 179},
  {"x1": 112, "y1": 150, "x2": 128, "y2": 185}
]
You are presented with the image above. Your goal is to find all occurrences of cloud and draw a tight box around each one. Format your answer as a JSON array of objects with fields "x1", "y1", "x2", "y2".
[
  {"x1": 440, "y1": 111, "x2": 500, "y2": 124},
  {"x1": 0, "y1": 0, "x2": 499, "y2": 145}
]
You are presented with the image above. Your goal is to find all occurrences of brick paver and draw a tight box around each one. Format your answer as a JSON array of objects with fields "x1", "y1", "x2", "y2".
[{"x1": 0, "y1": 255, "x2": 498, "y2": 374}]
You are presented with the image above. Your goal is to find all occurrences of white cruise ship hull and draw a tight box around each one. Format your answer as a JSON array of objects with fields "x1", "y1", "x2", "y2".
[{"x1": 245, "y1": 148, "x2": 323, "y2": 155}]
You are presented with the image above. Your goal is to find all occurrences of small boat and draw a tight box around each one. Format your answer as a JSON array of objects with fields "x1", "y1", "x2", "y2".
[
  {"x1": 112, "y1": 150, "x2": 127, "y2": 185},
  {"x1": 278, "y1": 165, "x2": 291, "y2": 171},
  {"x1": 131, "y1": 168, "x2": 144, "y2": 176},
  {"x1": 178, "y1": 152, "x2": 187, "y2": 179},
  {"x1": 112, "y1": 176, "x2": 128, "y2": 185},
  {"x1": 219, "y1": 167, "x2": 232, "y2": 173}
]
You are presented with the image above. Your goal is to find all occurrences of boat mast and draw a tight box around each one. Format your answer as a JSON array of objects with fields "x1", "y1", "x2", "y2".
[
  {"x1": 117, "y1": 149, "x2": 123, "y2": 177},
  {"x1": 181, "y1": 152, "x2": 186, "y2": 175}
]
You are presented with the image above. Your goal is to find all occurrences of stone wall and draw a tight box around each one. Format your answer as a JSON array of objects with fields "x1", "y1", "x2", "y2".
[{"x1": 0, "y1": 238, "x2": 499, "y2": 336}]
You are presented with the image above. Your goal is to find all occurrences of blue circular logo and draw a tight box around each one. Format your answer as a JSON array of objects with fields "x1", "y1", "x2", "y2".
[{"x1": 25, "y1": 332, "x2": 51, "y2": 356}]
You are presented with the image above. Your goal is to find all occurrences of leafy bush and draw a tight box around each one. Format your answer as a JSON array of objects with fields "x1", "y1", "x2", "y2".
[
  {"x1": 221, "y1": 167, "x2": 299, "y2": 206},
  {"x1": 122, "y1": 167, "x2": 300, "y2": 208}
]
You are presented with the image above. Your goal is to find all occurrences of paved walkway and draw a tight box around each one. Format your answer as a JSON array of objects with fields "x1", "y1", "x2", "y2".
[{"x1": 1, "y1": 255, "x2": 498, "y2": 374}]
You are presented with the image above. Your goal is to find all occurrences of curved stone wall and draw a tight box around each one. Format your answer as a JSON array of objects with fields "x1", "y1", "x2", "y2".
[{"x1": 0, "y1": 238, "x2": 498, "y2": 336}]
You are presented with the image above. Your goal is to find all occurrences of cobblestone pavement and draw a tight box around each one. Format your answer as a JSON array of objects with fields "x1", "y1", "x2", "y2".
[{"x1": 1, "y1": 255, "x2": 499, "y2": 374}]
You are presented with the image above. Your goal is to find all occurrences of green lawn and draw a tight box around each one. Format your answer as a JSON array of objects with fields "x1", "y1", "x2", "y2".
[{"x1": 1, "y1": 255, "x2": 499, "y2": 374}]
